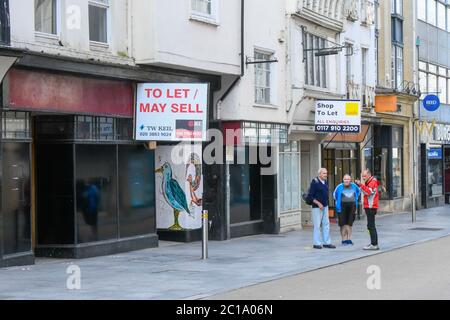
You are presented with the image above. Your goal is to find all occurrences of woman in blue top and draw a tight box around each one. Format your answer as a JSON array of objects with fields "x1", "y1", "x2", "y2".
[{"x1": 333, "y1": 174, "x2": 360, "y2": 246}]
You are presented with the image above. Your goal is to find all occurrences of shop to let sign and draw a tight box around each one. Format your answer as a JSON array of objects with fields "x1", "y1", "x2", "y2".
[
  {"x1": 135, "y1": 83, "x2": 208, "y2": 141},
  {"x1": 314, "y1": 100, "x2": 361, "y2": 133}
]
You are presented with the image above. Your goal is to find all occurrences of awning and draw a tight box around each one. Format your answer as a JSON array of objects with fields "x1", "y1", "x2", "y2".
[{"x1": 0, "y1": 47, "x2": 23, "y2": 83}]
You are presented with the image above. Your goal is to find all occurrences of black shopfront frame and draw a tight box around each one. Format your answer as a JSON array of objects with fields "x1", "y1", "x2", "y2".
[
  {"x1": 34, "y1": 115, "x2": 158, "y2": 259},
  {"x1": 363, "y1": 125, "x2": 404, "y2": 201}
]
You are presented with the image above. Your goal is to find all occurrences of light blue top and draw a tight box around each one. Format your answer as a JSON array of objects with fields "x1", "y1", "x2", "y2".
[{"x1": 333, "y1": 182, "x2": 360, "y2": 214}]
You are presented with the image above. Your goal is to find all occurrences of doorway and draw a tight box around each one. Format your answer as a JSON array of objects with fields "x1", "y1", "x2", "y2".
[{"x1": 323, "y1": 148, "x2": 359, "y2": 214}]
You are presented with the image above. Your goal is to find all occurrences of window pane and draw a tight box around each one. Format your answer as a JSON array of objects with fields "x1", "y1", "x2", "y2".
[
  {"x1": 418, "y1": 0, "x2": 426, "y2": 21},
  {"x1": 428, "y1": 0, "x2": 436, "y2": 25},
  {"x1": 292, "y1": 153, "x2": 300, "y2": 210},
  {"x1": 439, "y1": 77, "x2": 447, "y2": 104},
  {"x1": 392, "y1": 148, "x2": 403, "y2": 198},
  {"x1": 447, "y1": 6, "x2": 450, "y2": 31},
  {"x1": 76, "y1": 145, "x2": 118, "y2": 243},
  {"x1": 118, "y1": 145, "x2": 156, "y2": 237},
  {"x1": 429, "y1": 73, "x2": 437, "y2": 94},
  {"x1": 89, "y1": 4, "x2": 108, "y2": 43},
  {"x1": 192, "y1": 0, "x2": 212, "y2": 15},
  {"x1": 396, "y1": 47, "x2": 403, "y2": 88},
  {"x1": 35, "y1": 0, "x2": 56, "y2": 34},
  {"x1": 419, "y1": 61, "x2": 427, "y2": 71},
  {"x1": 428, "y1": 147, "x2": 443, "y2": 196},
  {"x1": 419, "y1": 71, "x2": 427, "y2": 99},
  {"x1": 438, "y1": 2, "x2": 446, "y2": 29}
]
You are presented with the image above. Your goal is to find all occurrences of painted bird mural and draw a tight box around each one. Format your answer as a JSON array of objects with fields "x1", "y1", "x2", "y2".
[{"x1": 155, "y1": 162, "x2": 192, "y2": 230}]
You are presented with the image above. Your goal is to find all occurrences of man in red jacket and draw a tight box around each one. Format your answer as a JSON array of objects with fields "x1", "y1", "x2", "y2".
[{"x1": 355, "y1": 169, "x2": 380, "y2": 251}]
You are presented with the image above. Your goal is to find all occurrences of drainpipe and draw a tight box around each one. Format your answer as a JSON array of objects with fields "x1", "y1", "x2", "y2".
[{"x1": 216, "y1": 0, "x2": 244, "y2": 240}]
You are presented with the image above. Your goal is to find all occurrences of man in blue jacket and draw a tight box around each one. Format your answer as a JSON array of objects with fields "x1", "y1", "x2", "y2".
[
  {"x1": 307, "y1": 168, "x2": 336, "y2": 249},
  {"x1": 333, "y1": 174, "x2": 361, "y2": 246}
]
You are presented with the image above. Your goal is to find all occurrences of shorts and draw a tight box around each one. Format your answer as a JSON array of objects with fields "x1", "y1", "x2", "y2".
[{"x1": 338, "y1": 202, "x2": 356, "y2": 227}]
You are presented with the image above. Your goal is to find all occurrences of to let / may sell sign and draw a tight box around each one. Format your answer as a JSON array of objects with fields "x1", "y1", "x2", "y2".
[
  {"x1": 135, "y1": 83, "x2": 208, "y2": 141},
  {"x1": 314, "y1": 100, "x2": 361, "y2": 133}
]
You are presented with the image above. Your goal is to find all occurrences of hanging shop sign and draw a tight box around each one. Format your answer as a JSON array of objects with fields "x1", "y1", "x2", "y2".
[
  {"x1": 135, "y1": 83, "x2": 208, "y2": 141},
  {"x1": 314, "y1": 100, "x2": 361, "y2": 133},
  {"x1": 423, "y1": 94, "x2": 441, "y2": 112}
]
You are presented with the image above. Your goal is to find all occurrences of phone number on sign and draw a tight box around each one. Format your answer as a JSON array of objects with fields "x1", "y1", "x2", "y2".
[{"x1": 315, "y1": 125, "x2": 360, "y2": 133}]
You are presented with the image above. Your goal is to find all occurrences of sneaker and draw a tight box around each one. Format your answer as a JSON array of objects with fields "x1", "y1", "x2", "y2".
[
  {"x1": 363, "y1": 244, "x2": 379, "y2": 251},
  {"x1": 347, "y1": 240, "x2": 354, "y2": 245},
  {"x1": 313, "y1": 245, "x2": 323, "y2": 249},
  {"x1": 341, "y1": 240, "x2": 348, "y2": 246},
  {"x1": 323, "y1": 244, "x2": 336, "y2": 249}
]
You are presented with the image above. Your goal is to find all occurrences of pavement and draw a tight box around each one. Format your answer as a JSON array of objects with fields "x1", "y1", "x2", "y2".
[
  {"x1": 208, "y1": 234, "x2": 450, "y2": 300},
  {"x1": 0, "y1": 205, "x2": 449, "y2": 300}
]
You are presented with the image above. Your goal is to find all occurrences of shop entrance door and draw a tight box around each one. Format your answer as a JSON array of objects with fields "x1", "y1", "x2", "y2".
[{"x1": 323, "y1": 148, "x2": 359, "y2": 216}]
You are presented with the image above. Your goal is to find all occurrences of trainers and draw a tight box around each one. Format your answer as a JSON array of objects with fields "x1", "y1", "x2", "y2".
[
  {"x1": 323, "y1": 244, "x2": 336, "y2": 249},
  {"x1": 341, "y1": 240, "x2": 348, "y2": 246},
  {"x1": 363, "y1": 244, "x2": 379, "y2": 251},
  {"x1": 347, "y1": 240, "x2": 354, "y2": 245},
  {"x1": 313, "y1": 245, "x2": 323, "y2": 249}
]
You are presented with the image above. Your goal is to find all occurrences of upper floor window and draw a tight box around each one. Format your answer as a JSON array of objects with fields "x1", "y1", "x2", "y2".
[
  {"x1": 35, "y1": 0, "x2": 57, "y2": 35},
  {"x1": 391, "y1": 0, "x2": 403, "y2": 15},
  {"x1": 420, "y1": 0, "x2": 450, "y2": 31},
  {"x1": 254, "y1": 50, "x2": 274, "y2": 105},
  {"x1": 89, "y1": 0, "x2": 109, "y2": 44},
  {"x1": 303, "y1": 31, "x2": 328, "y2": 89},
  {"x1": 191, "y1": 0, "x2": 219, "y2": 24},
  {"x1": 391, "y1": 45, "x2": 404, "y2": 89}
]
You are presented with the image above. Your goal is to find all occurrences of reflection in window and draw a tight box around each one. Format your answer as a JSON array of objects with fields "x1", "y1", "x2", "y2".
[
  {"x1": 428, "y1": 147, "x2": 443, "y2": 197},
  {"x1": 280, "y1": 142, "x2": 300, "y2": 213},
  {"x1": 392, "y1": 148, "x2": 403, "y2": 198}
]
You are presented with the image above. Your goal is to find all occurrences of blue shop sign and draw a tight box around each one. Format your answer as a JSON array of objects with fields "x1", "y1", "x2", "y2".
[
  {"x1": 428, "y1": 148, "x2": 442, "y2": 159},
  {"x1": 423, "y1": 95, "x2": 441, "y2": 112}
]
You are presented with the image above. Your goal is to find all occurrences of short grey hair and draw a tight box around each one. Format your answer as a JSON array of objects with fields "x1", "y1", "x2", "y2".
[{"x1": 318, "y1": 168, "x2": 328, "y2": 175}]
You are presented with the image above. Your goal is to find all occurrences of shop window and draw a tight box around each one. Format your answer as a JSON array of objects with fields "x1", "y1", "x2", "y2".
[
  {"x1": 428, "y1": 146, "x2": 443, "y2": 197},
  {"x1": 89, "y1": 0, "x2": 109, "y2": 44},
  {"x1": 76, "y1": 145, "x2": 118, "y2": 243},
  {"x1": 279, "y1": 142, "x2": 300, "y2": 213},
  {"x1": 35, "y1": 0, "x2": 57, "y2": 35},
  {"x1": 2, "y1": 112, "x2": 31, "y2": 140},
  {"x1": 2, "y1": 142, "x2": 31, "y2": 255},
  {"x1": 392, "y1": 148, "x2": 403, "y2": 198},
  {"x1": 118, "y1": 145, "x2": 156, "y2": 237}
]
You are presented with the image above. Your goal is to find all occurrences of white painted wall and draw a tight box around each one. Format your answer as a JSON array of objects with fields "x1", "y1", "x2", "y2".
[
  {"x1": 131, "y1": 0, "x2": 241, "y2": 76},
  {"x1": 217, "y1": 0, "x2": 288, "y2": 124},
  {"x1": 10, "y1": 0, "x2": 133, "y2": 65}
]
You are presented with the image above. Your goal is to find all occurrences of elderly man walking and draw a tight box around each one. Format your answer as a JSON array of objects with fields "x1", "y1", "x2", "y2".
[{"x1": 307, "y1": 168, "x2": 336, "y2": 249}]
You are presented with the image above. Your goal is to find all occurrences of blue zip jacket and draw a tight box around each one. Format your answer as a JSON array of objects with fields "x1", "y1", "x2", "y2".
[{"x1": 333, "y1": 182, "x2": 360, "y2": 214}]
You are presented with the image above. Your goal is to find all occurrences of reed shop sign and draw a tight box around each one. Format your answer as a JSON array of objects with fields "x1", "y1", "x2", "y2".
[
  {"x1": 135, "y1": 83, "x2": 208, "y2": 142},
  {"x1": 314, "y1": 100, "x2": 361, "y2": 133}
]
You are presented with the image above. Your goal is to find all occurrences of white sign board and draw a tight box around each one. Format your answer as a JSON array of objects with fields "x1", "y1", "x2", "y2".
[
  {"x1": 314, "y1": 100, "x2": 361, "y2": 133},
  {"x1": 135, "y1": 83, "x2": 208, "y2": 141}
]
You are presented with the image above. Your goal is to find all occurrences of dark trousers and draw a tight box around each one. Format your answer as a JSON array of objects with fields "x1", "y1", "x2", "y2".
[{"x1": 365, "y1": 208, "x2": 378, "y2": 246}]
